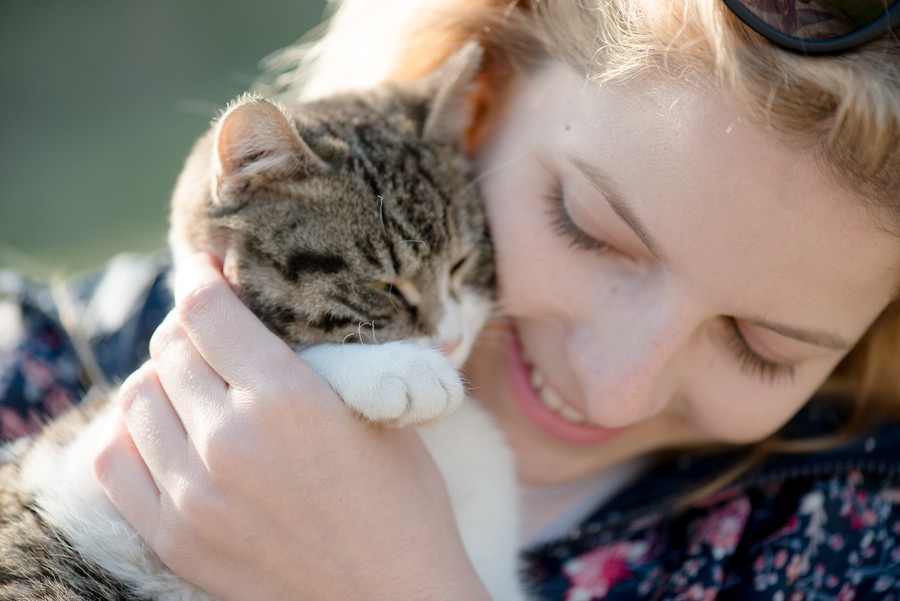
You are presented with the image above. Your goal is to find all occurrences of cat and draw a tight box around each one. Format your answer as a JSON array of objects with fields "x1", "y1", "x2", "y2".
[{"x1": 0, "y1": 45, "x2": 524, "y2": 600}]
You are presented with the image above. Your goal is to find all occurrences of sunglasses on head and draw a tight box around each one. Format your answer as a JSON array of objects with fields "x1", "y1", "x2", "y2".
[{"x1": 722, "y1": 0, "x2": 900, "y2": 54}]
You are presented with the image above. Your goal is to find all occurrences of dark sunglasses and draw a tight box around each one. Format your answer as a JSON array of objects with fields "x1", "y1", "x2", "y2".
[{"x1": 722, "y1": 0, "x2": 900, "y2": 54}]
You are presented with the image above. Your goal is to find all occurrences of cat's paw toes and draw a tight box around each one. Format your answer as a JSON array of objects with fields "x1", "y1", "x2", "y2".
[
  {"x1": 299, "y1": 342, "x2": 464, "y2": 427},
  {"x1": 393, "y1": 356, "x2": 465, "y2": 427},
  {"x1": 350, "y1": 346, "x2": 464, "y2": 427}
]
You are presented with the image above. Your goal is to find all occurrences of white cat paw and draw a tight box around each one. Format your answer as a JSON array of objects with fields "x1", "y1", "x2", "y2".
[{"x1": 298, "y1": 342, "x2": 464, "y2": 427}]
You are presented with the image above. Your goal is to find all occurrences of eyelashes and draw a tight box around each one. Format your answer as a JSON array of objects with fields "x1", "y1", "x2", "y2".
[
  {"x1": 543, "y1": 190, "x2": 619, "y2": 255},
  {"x1": 543, "y1": 184, "x2": 797, "y2": 388},
  {"x1": 724, "y1": 318, "x2": 797, "y2": 386}
]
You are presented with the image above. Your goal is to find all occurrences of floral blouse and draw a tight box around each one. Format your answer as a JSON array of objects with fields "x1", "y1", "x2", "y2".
[{"x1": 2, "y1": 253, "x2": 899, "y2": 600}]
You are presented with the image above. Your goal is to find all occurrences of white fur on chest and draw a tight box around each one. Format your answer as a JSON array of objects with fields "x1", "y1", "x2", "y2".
[{"x1": 420, "y1": 403, "x2": 522, "y2": 599}]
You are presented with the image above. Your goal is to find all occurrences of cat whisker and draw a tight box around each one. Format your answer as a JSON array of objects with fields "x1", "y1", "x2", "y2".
[
  {"x1": 356, "y1": 320, "x2": 379, "y2": 344},
  {"x1": 377, "y1": 195, "x2": 387, "y2": 235},
  {"x1": 402, "y1": 239, "x2": 430, "y2": 250},
  {"x1": 387, "y1": 284, "x2": 401, "y2": 313},
  {"x1": 398, "y1": 242, "x2": 424, "y2": 273},
  {"x1": 458, "y1": 150, "x2": 527, "y2": 197}
]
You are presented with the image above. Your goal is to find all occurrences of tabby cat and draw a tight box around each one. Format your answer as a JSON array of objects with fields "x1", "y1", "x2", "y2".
[{"x1": 0, "y1": 46, "x2": 524, "y2": 600}]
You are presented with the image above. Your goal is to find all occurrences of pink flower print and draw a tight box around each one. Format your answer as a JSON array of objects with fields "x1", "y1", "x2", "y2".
[
  {"x1": 44, "y1": 386, "x2": 75, "y2": 418},
  {"x1": 774, "y1": 549, "x2": 789, "y2": 568},
  {"x1": 21, "y1": 354, "x2": 54, "y2": 388},
  {"x1": 691, "y1": 497, "x2": 751, "y2": 560},
  {"x1": 836, "y1": 582, "x2": 857, "y2": 601},
  {"x1": 677, "y1": 583, "x2": 718, "y2": 601},
  {"x1": 861, "y1": 508, "x2": 878, "y2": 527},
  {"x1": 563, "y1": 541, "x2": 647, "y2": 601},
  {"x1": 829, "y1": 534, "x2": 844, "y2": 551},
  {"x1": 879, "y1": 487, "x2": 900, "y2": 504},
  {"x1": 850, "y1": 512, "x2": 867, "y2": 530},
  {"x1": 769, "y1": 514, "x2": 800, "y2": 540},
  {"x1": 785, "y1": 553, "x2": 808, "y2": 585},
  {"x1": 0, "y1": 405, "x2": 34, "y2": 440},
  {"x1": 695, "y1": 486, "x2": 742, "y2": 508}
]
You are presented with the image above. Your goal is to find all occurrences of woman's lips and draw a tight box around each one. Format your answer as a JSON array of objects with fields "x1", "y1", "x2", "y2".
[{"x1": 505, "y1": 325, "x2": 625, "y2": 446}]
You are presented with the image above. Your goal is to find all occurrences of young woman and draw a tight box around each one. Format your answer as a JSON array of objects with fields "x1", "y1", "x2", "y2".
[{"x1": 4, "y1": 0, "x2": 899, "y2": 599}]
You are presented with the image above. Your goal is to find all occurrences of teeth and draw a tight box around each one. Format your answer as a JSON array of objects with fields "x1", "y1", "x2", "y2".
[
  {"x1": 538, "y1": 383, "x2": 564, "y2": 410},
  {"x1": 529, "y1": 366, "x2": 545, "y2": 389},
  {"x1": 558, "y1": 405, "x2": 588, "y2": 424},
  {"x1": 527, "y1": 364, "x2": 587, "y2": 425}
]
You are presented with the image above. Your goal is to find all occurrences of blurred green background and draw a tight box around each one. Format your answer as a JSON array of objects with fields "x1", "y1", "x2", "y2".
[{"x1": 1, "y1": 0, "x2": 326, "y2": 276}]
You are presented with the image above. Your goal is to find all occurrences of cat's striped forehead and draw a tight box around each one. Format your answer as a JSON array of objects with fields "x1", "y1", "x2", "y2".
[{"x1": 171, "y1": 52, "x2": 493, "y2": 350}]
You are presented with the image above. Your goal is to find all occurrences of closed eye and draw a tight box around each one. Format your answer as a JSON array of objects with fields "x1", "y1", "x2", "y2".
[
  {"x1": 544, "y1": 187, "x2": 624, "y2": 258},
  {"x1": 450, "y1": 255, "x2": 470, "y2": 276},
  {"x1": 372, "y1": 278, "x2": 423, "y2": 312},
  {"x1": 371, "y1": 281, "x2": 409, "y2": 307},
  {"x1": 724, "y1": 318, "x2": 797, "y2": 386}
]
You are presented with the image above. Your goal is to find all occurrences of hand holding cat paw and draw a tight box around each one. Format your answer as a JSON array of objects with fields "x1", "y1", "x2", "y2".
[
  {"x1": 93, "y1": 252, "x2": 491, "y2": 601},
  {"x1": 298, "y1": 342, "x2": 465, "y2": 427}
]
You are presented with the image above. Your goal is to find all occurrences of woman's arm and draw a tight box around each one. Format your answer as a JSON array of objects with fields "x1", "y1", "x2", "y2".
[{"x1": 93, "y1": 252, "x2": 491, "y2": 601}]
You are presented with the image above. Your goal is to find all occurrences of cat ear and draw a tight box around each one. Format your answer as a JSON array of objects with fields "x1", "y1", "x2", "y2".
[
  {"x1": 212, "y1": 95, "x2": 322, "y2": 202},
  {"x1": 420, "y1": 41, "x2": 485, "y2": 144}
]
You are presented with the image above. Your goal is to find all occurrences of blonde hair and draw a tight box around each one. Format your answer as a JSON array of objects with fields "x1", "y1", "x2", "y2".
[{"x1": 266, "y1": 0, "x2": 900, "y2": 423}]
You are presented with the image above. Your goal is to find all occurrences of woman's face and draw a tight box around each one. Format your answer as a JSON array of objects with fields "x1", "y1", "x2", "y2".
[{"x1": 466, "y1": 63, "x2": 900, "y2": 486}]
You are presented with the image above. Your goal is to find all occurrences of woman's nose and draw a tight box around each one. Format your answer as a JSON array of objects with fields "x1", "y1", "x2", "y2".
[{"x1": 567, "y1": 313, "x2": 687, "y2": 429}]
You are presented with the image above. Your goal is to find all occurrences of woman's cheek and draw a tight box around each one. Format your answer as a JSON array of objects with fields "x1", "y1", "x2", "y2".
[{"x1": 682, "y1": 370, "x2": 819, "y2": 444}]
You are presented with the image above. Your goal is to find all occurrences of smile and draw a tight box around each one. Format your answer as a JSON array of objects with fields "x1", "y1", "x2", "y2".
[
  {"x1": 506, "y1": 324, "x2": 624, "y2": 446},
  {"x1": 528, "y1": 364, "x2": 589, "y2": 425}
]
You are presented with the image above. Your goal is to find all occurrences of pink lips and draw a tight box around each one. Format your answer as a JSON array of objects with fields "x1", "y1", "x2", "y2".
[{"x1": 505, "y1": 326, "x2": 625, "y2": 446}]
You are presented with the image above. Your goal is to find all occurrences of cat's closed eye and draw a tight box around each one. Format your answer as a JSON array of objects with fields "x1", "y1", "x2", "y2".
[
  {"x1": 449, "y1": 255, "x2": 471, "y2": 276},
  {"x1": 449, "y1": 252, "x2": 481, "y2": 293},
  {"x1": 371, "y1": 281, "x2": 413, "y2": 309}
]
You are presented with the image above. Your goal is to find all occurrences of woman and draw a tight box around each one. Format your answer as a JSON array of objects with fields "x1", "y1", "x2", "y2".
[{"x1": 5, "y1": 0, "x2": 900, "y2": 598}]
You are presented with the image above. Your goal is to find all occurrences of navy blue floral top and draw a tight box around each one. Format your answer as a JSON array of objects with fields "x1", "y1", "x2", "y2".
[{"x1": 2, "y1": 253, "x2": 899, "y2": 600}]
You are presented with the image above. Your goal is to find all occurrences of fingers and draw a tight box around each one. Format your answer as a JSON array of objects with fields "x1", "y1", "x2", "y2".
[
  {"x1": 115, "y1": 361, "x2": 189, "y2": 487},
  {"x1": 93, "y1": 401, "x2": 162, "y2": 545},
  {"x1": 150, "y1": 310, "x2": 228, "y2": 437},
  {"x1": 173, "y1": 252, "x2": 320, "y2": 393}
]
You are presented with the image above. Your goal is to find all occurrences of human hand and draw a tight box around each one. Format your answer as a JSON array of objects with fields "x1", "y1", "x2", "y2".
[{"x1": 93, "y1": 252, "x2": 491, "y2": 601}]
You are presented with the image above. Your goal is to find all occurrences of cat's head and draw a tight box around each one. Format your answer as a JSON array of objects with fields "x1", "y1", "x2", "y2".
[{"x1": 169, "y1": 44, "x2": 493, "y2": 366}]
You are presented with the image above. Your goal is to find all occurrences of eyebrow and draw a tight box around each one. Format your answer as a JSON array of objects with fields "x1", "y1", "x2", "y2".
[
  {"x1": 747, "y1": 318, "x2": 851, "y2": 351},
  {"x1": 569, "y1": 155, "x2": 851, "y2": 352},
  {"x1": 570, "y1": 155, "x2": 664, "y2": 260}
]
